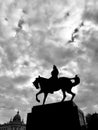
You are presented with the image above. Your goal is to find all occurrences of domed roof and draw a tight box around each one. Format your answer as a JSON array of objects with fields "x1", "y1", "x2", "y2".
[{"x1": 13, "y1": 111, "x2": 21, "y2": 122}]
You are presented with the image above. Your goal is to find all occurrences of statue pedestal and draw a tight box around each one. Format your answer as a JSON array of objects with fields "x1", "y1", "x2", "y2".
[{"x1": 26, "y1": 101, "x2": 86, "y2": 130}]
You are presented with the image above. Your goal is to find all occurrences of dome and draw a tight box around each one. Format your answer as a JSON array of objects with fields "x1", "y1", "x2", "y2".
[{"x1": 13, "y1": 111, "x2": 21, "y2": 122}]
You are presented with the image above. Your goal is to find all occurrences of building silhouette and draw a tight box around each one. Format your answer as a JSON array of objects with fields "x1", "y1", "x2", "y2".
[{"x1": 0, "y1": 111, "x2": 26, "y2": 130}]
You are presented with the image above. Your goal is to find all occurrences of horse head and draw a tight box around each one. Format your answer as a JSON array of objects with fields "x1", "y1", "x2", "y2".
[{"x1": 33, "y1": 75, "x2": 41, "y2": 89}]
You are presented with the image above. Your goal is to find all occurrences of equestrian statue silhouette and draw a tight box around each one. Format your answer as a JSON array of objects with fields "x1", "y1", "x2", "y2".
[{"x1": 33, "y1": 65, "x2": 80, "y2": 105}]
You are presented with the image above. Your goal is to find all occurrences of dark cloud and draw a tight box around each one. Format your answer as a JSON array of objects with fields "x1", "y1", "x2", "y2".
[
  {"x1": 0, "y1": 76, "x2": 13, "y2": 89},
  {"x1": 83, "y1": 31, "x2": 98, "y2": 50},
  {"x1": 83, "y1": 10, "x2": 98, "y2": 24},
  {"x1": 37, "y1": 44, "x2": 76, "y2": 67},
  {"x1": 5, "y1": 46, "x2": 18, "y2": 64},
  {"x1": 82, "y1": 0, "x2": 98, "y2": 24},
  {"x1": 13, "y1": 75, "x2": 30, "y2": 84},
  {"x1": 81, "y1": 29, "x2": 98, "y2": 65},
  {"x1": 75, "y1": 72, "x2": 98, "y2": 113},
  {"x1": 0, "y1": 75, "x2": 30, "y2": 88},
  {"x1": 0, "y1": 75, "x2": 33, "y2": 103}
]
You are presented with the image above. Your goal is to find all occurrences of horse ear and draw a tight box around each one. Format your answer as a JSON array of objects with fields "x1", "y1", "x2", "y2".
[{"x1": 38, "y1": 75, "x2": 40, "y2": 78}]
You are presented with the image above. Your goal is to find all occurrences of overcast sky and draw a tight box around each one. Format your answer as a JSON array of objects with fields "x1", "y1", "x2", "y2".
[{"x1": 0, "y1": 0, "x2": 98, "y2": 123}]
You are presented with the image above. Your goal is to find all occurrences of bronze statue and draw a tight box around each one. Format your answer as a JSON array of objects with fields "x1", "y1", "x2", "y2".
[{"x1": 33, "y1": 65, "x2": 80, "y2": 105}]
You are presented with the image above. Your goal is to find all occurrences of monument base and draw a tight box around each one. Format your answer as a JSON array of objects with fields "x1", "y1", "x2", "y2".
[{"x1": 26, "y1": 101, "x2": 86, "y2": 130}]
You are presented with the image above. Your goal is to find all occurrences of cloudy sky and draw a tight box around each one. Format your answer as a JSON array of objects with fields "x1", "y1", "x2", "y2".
[{"x1": 0, "y1": 0, "x2": 98, "y2": 123}]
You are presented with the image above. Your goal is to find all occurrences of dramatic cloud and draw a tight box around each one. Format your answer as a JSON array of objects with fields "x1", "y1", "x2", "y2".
[{"x1": 0, "y1": 0, "x2": 98, "y2": 124}]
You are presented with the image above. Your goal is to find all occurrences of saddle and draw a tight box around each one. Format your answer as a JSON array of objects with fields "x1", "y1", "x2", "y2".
[{"x1": 48, "y1": 77, "x2": 59, "y2": 93}]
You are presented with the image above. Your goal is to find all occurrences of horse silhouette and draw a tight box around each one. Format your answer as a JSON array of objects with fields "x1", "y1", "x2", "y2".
[{"x1": 33, "y1": 75, "x2": 80, "y2": 104}]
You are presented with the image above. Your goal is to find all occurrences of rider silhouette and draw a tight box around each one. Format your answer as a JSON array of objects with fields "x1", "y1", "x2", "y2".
[
  {"x1": 50, "y1": 65, "x2": 59, "y2": 79},
  {"x1": 49, "y1": 65, "x2": 59, "y2": 93}
]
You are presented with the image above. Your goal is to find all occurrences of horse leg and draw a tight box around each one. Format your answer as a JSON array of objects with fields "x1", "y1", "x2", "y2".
[
  {"x1": 68, "y1": 90, "x2": 75, "y2": 101},
  {"x1": 61, "y1": 90, "x2": 66, "y2": 102},
  {"x1": 43, "y1": 93, "x2": 48, "y2": 105},
  {"x1": 36, "y1": 90, "x2": 42, "y2": 102}
]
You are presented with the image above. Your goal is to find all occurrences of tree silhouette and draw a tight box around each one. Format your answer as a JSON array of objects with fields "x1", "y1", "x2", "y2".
[{"x1": 86, "y1": 113, "x2": 98, "y2": 130}]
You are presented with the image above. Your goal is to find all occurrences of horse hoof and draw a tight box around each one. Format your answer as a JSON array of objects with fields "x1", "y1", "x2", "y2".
[{"x1": 61, "y1": 100, "x2": 64, "y2": 102}]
